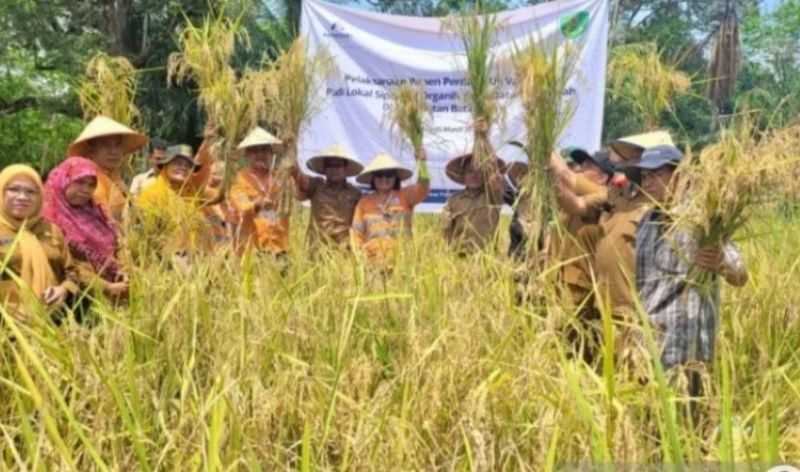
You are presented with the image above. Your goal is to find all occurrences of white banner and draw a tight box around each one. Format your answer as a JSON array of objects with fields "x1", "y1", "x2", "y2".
[{"x1": 299, "y1": 0, "x2": 609, "y2": 212}]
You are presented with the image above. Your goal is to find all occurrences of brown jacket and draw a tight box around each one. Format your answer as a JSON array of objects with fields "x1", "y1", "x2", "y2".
[
  {"x1": 442, "y1": 176, "x2": 504, "y2": 254},
  {"x1": 297, "y1": 177, "x2": 362, "y2": 249}
]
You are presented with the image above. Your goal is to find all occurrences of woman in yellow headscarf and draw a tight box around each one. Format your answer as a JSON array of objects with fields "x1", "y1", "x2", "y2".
[{"x1": 0, "y1": 165, "x2": 79, "y2": 319}]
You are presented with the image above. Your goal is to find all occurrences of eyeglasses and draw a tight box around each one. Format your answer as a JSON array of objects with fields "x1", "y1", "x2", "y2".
[{"x1": 4, "y1": 185, "x2": 39, "y2": 198}]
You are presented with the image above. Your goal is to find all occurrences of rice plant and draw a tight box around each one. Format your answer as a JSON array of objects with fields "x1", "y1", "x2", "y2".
[
  {"x1": 388, "y1": 82, "x2": 431, "y2": 154},
  {"x1": 608, "y1": 43, "x2": 692, "y2": 130},
  {"x1": 262, "y1": 37, "x2": 337, "y2": 213},
  {"x1": 78, "y1": 53, "x2": 140, "y2": 126},
  {"x1": 443, "y1": 5, "x2": 503, "y2": 170},
  {"x1": 512, "y1": 38, "x2": 580, "y2": 267},
  {"x1": 1, "y1": 203, "x2": 799, "y2": 468}
]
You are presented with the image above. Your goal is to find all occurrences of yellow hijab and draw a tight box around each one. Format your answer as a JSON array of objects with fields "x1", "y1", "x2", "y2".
[{"x1": 0, "y1": 164, "x2": 57, "y2": 297}]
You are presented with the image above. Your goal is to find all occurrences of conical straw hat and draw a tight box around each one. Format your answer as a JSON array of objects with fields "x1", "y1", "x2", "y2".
[
  {"x1": 356, "y1": 153, "x2": 413, "y2": 185},
  {"x1": 306, "y1": 144, "x2": 364, "y2": 177},
  {"x1": 609, "y1": 130, "x2": 674, "y2": 161},
  {"x1": 237, "y1": 127, "x2": 282, "y2": 150},
  {"x1": 445, "y1": 153, "x2": 506, "y2": 185},
  {"x1": 68, "y1": 116, "x2": 148, "y2": 157}
]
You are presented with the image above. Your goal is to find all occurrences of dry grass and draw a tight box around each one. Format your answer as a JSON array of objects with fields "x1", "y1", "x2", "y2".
[
  {"x1": 608, "y1": 43, "x2": 692, "y2": 130},
  {"x1": 78, "y1": 53, "x2": 140, "y2": 126}
]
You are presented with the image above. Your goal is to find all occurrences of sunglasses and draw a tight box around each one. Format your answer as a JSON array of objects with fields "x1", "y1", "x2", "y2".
[{"x1": 373, "y1": 171, "x2": 396, "y2": 179}]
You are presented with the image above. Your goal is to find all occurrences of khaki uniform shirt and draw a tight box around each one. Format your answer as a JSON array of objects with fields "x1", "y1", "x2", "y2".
[
  {"x1": 594, "y1": 192, "x2": 651, "y2": 314},
  {"x1": 299, "y1": 178, "x2": 362, "y2": 249},
  {"x1": 442, "y1": 184, "x2": 503, "y2": 254}
]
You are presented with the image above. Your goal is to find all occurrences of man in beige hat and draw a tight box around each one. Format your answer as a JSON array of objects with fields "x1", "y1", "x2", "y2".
[
  {"x1": 68, "y1": 115, "x2": 148, "y2": 223},
  {"x1": 295, "y1": 145, "x2": 364, "y2": 250},
  {"x1": 441, "y1": 153, "x2": 505, "y2": 255},
  {"x1": 228, "y1": 127, "x2": 291, "y2": 256},
  {"x1": 351, "y1": 146, "x2": 429, "y2": 265}
]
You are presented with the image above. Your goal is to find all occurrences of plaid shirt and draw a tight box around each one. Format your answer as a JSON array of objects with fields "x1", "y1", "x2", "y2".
[{"x1": 635, "y1": 210, "x2": 745, "y2": 369}]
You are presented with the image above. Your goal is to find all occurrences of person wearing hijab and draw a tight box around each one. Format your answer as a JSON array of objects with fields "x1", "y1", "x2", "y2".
[
  {"x1": 350, "y1": 147, "x2": 429, "y2": 265},
  {"x1": 295, "y1": 145, "x2": 364, "y2": 251},
  {"x1": 0, "y1": 165, "x2": 80, "y2": 319},
  {"x1": 42, "y1": 157, "x2": 128, "y2": 299}
]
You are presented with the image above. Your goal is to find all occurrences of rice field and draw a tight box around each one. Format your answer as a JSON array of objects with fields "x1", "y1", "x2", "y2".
[{"x1": 1, "y1": 207, "x2": 799, "y2": 470}]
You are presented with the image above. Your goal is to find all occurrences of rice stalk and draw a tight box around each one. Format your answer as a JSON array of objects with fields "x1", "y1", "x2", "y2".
[
  {"x1": 668, "y1": 115, "x2": 798, "y2": 288},
  {"x1": 608, "y1": 43, "x2": 691, "y2": 130},
  {"x1": 512, "y1": 39, "x2": 579, "y2": 269},
  {"x1": 388, "y1": 82, "x2": 431, "y2": 154},
  {"x1": 167, "y1": 6, "x2": 256, "y2": 187},
  {"x1": 78, "y1": 53, "x2": 140, "y2": 126},
  {"x1": 443, "y1": 6, "x2": 502, "y2": 170},
  {"x1": 262, "y1": 37, "x2": 337, "y2": 215}
]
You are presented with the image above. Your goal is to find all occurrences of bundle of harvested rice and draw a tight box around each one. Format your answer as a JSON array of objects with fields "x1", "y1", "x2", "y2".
[
  {"x1": 669, "y1": 115, "x2": 796, "y2": 287},
  {"x1": 443, "y1": 7, "x2": 502, "y2": 172},
  {"x1": 262, "y1": 37, "x2": 337, "y2": 214},
  {"x1": 388, "y1": 82, "x2": 431, "y2": 155},
  {"x1": 512, "y1": 39, "x2": 579, "y2": 259}
]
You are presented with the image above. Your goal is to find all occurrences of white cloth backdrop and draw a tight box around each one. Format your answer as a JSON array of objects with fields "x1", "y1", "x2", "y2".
[{"x1": 298, "y1": 0, "x2": 609, "y2": 212}]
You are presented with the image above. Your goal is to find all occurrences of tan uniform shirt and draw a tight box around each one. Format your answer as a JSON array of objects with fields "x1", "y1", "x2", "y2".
[
  {"x1": 0, "y1": 220, "x2": 80, "y2": 311},
  {"x1": 442, "y1": 184, "x2": 503, "y2": 254},
  {"x1": 298, "y1": 177, "x2": 362, "y2": 249},
  {"x1": 594, "y1": 193, "x2": 651, "y2": 314},
  {"x1": 558, "y1": 175, "x2": 609, "y2": 289}
]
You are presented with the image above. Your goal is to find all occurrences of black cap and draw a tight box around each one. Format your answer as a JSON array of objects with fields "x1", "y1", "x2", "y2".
[{"x1": 585, "y1": 150, "x2": 616, "y2": 177}]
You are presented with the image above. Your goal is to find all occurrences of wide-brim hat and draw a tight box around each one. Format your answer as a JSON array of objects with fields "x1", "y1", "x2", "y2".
[
  {"x1": 307, "y1": 145, "x2": 364, "y2": 177},
  {"x1": 156, "y1": 144, "x2": 201, "y2": 171},
  {"x1": 68, "y1": 116, "x2": 148, "y2": 157},
  {"x1": 356, "y1": 153, "x2": 413, "y2": 185},
  {"x1": 237, "y1": 127, "x2": 282, "y2": 150},
  {"x1": 609, "y1": 130, "x2": 674, "y2": 161},
  {"x1": 445, "y1": 153, "x2": 506, "y2": 184}
]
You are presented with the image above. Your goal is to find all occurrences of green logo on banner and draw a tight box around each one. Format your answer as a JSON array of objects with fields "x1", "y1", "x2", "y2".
[{"x1": 560, "y1": 10, "x2": 590, "y2": 40}]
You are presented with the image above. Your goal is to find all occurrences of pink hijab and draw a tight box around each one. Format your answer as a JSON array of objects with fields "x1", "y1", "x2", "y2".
[{"x1": 43, "y1": 157, "x2": 120, "y2": 281}]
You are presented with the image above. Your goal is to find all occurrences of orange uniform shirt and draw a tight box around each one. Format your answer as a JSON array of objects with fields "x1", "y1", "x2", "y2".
[
  {"x1": 350, "y1": 182, "x2": 429, "y2": 263},
  {"x1": 93, "y1": 170, "x2": 128, "y2": 224},
  {"x1": 229, "y1": 168, "x2": 290, "y2": 255}
]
